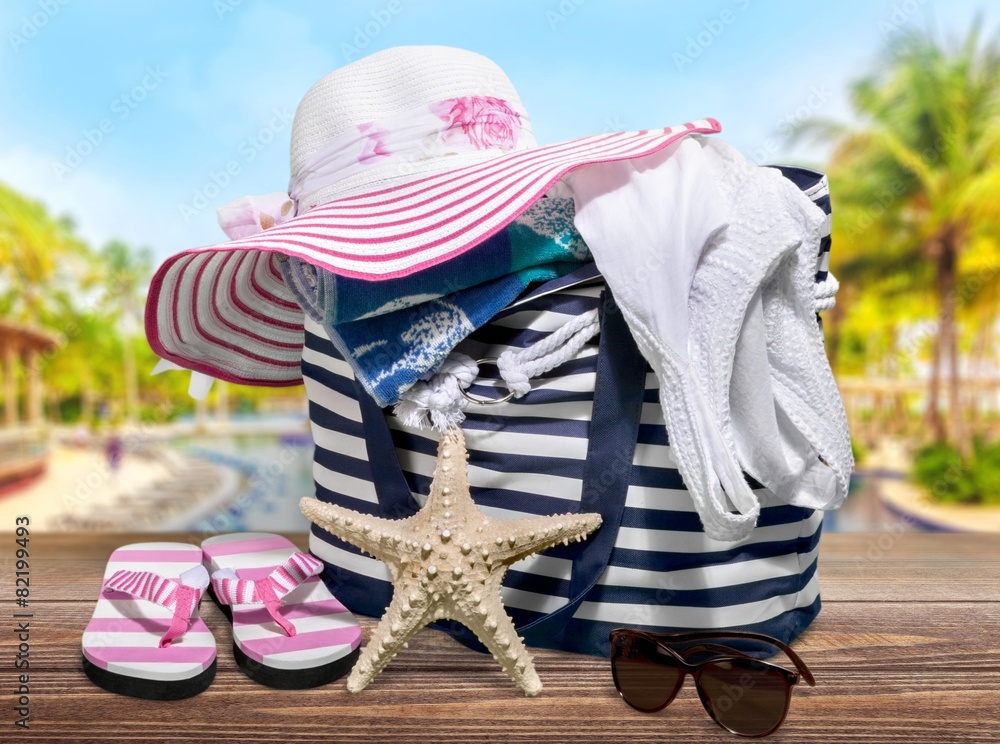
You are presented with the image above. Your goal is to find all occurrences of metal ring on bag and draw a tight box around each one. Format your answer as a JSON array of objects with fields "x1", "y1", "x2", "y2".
[{"x1": 459, "y1": 357, "x2": 516, "y2": 405}]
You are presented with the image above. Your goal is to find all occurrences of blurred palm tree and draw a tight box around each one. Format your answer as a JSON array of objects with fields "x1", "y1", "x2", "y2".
[
  {"x1": 43, "y1": 297, "x2": 120, "y2": 423},
  {"x1": 799, "y1": 23, "x2": 1000, "y2": 458},
  {"x1": 0, "y1": 182, "x2": 90, "y2": 323},
  {"x1": 100, "y1": 240, "x2": 153, "y2": 424},
  {"x1": 0, "y1": 177, "x2": 255, "y2": 428}
]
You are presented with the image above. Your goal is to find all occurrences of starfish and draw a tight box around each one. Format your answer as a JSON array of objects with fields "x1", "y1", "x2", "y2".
[{"x1": 299, "y1": 426, "x2": 602, "y2": 696}]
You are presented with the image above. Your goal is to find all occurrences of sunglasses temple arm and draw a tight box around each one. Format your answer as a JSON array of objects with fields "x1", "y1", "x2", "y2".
[
  {"x1": 677, "y1": 642, "x2": 753, "y2": 659},
  {"x1": 628, "y1": 630, "x2": 816, "y2": 686},
  {"x1": 770, "y1": 638, "x2": 815, "y2": 686}
]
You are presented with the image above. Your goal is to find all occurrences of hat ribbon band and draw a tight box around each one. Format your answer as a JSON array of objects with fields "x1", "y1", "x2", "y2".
[{"x1": 286, "y1": 95, "x2": 530, "y2": 213}]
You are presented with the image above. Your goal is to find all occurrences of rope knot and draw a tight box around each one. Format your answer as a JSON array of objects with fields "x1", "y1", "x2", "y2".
[{"x1": 393, "y1": 308, "x2": 601, "y2": 431}]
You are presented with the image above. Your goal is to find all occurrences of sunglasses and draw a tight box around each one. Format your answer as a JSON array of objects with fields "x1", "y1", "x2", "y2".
[{"x1": 609, "y1": 629, "x2": 815, "y2": 737}]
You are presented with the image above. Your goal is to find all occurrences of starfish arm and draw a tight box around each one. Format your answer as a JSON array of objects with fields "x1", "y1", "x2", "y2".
[
  {"x1": 461, "y1": 576, "x2": 542, "y2": 696},
  {"x1": 491, "y1": 510, "x2": 603, "y2": 564},
  {"x1": 346, "y1": 582, "x2": 434, "y2": 693},
  {"x1": 301, "y1": 427, "x2": 601, "y2": 695},
  {"x1": 299, "y1": 497, "x2": 409, "y2": 561}
]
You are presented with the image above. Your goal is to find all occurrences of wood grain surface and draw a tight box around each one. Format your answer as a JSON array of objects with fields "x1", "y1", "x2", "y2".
[{"x1": 1, "y1": 531, "x2": 997, "y2": 743}]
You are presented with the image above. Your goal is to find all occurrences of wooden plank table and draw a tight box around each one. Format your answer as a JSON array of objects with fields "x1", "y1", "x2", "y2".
[{"x1": 2, "y1": 532, "x2": 998, "y2": 743}]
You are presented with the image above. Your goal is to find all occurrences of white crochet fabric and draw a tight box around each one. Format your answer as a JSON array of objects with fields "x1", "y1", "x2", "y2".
[
  {"x1": 567, "y1": 136, "x2": 853, "y2": 543},
  {"x1": 691, "y1": 139, "x2": 852, "y2": 520}
]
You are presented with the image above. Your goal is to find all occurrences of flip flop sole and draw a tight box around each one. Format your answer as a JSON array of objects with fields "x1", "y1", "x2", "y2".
[{"x1": 82, "y1": 655, "x2": 216, "y2": 700}]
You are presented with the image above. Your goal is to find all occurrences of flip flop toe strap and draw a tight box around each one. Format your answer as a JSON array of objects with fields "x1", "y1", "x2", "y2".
[
  {"x1": 211, "y1": 552, "x2": 324, "y2": 637},
  {"x1": 103, "y1": 565, "x2": 210, "y2": 648}
]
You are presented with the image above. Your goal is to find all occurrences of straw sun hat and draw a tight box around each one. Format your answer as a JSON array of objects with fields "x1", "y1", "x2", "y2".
[{"x1": 145, "y1": 45, "x2": 720, "y2": 386}]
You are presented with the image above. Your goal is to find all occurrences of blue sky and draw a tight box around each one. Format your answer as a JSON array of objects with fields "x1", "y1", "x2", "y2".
[{"x1": 1, "y1": 0, "x2": 996, "y2": 263}]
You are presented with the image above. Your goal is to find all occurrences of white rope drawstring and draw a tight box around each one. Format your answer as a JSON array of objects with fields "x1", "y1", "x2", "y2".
[
  {"x1": 814, "y1": 272, "x2": 840, "y2": 313},
  {"x1": 495, "y1": 308, "x2": 600, "y2": 396},
  {"x1": 395, "y1": 308, "x2": 600, "y2": 431}
]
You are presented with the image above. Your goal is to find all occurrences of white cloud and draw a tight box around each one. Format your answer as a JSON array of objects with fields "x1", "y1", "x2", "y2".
[
  {"x1": 0, "y1": 145, "x2": 210, "y2": 259},
  {"x1": 0, "y1": 7, "x2": 339, "y2": 263}
]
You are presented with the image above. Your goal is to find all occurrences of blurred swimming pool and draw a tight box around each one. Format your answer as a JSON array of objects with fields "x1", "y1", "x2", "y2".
[{"x1": 173, "y1": 413, "x2": 933, "y2": 535}]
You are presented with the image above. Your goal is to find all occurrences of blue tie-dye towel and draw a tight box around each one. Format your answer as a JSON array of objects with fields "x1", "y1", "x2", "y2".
[{"x1": 279, "y1": 196, "x2": 589, "y2": 407}]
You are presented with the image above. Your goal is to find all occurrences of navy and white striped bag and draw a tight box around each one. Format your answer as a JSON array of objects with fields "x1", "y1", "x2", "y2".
[{"x1": 303, "y1": 166, "x2": 833, "y2": 658}]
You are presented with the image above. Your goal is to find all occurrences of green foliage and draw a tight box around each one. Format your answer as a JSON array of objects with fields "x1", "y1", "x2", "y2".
[
  {"x1": 0, "y1": 181, "x2": 91, "y2": 322},
  {"x1": 796, "y1": 23, "x2": 1000, "y2": 456},
  {"x1": 1, "y1": 182, "x2": 281, "y2": 423},
  {"x1": 850, "y1": 438, "x2": 868, "y2": 466},
  {"x1": 913, "y1": 439, "x2": 1000, "y2": 505}
]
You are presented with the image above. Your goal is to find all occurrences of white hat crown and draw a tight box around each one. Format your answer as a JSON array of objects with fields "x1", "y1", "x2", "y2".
[{"x1": 289, "y1": 46, "x2": 536, "y2": 206}]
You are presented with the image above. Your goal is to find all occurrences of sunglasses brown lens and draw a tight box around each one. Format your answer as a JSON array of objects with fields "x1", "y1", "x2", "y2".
[
  {"x1": 612, "y1": 636, "x2": 684, "y2": 712},
  {"x1": 697, "y1": 659, "x2": 791, "y2": 736}
]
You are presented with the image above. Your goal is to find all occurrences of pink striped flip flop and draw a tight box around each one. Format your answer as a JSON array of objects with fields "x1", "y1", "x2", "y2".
[
  {"x1": 82, "y1": 542, "x2": 216, "y2": 699},
  {"x1": 202, "y1": 533, "x2": 361, "y2": 689}
]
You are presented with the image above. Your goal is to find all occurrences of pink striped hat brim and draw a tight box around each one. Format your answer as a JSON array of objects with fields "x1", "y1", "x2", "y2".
[{"x1": 146, "y1": 120, "x2": 721, "y2": 386}]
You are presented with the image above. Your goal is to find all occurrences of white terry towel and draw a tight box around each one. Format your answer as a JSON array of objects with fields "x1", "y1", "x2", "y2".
[{"x1": 565, "y1": 135, "x2": 852, "y2": 543}]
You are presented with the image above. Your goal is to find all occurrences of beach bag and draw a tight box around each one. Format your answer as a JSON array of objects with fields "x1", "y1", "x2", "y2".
[{"x1": 303, "y1": 166, "x2": 833, "y2": 659}]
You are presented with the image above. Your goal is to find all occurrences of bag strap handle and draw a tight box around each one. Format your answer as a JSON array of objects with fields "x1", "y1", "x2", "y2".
[
  {"x1": 354, "y1": 288, "x2": 646, "y2": 644},
  {"x1": 354, "y1": 377, "x2": 421, "y2": 520},
  {"x1": 516, "y1": 288, "x2": 645, "y2": 645}
]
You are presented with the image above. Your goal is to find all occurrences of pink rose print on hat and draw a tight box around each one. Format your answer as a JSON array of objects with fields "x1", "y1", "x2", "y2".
[
  {"x1": 430, "y1": 96, "x2": 522, "y2": 151},
  {"x1": 357, "y1": 121, "x2": 391, "y2": 164}
]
